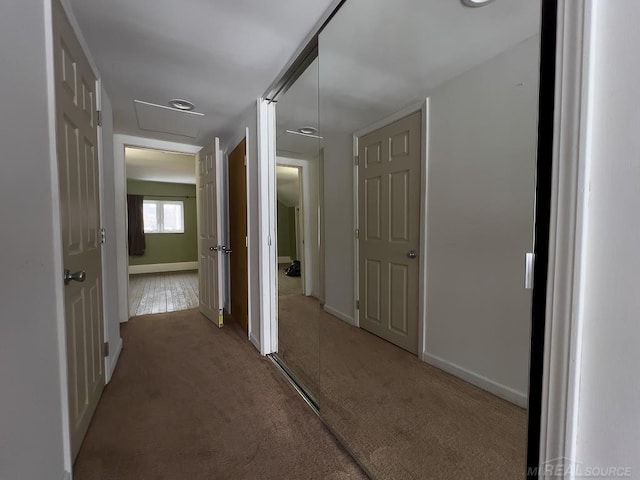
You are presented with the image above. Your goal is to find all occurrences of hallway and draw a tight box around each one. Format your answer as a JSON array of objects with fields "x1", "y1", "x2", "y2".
[{"x1": 73, "y1": 309, "x2": 366, "y2": 479}]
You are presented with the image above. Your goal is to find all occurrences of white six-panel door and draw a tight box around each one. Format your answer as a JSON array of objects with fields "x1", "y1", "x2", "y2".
[
  {"x1": 53, "y1": 0, "x2": 105, "y2": 459},
  {"x1": 197, "y1": 139, "x2": 224, "y2": 326},
  {"x1": 358, "y1": 111, "x2": 421, "y2": 354}
]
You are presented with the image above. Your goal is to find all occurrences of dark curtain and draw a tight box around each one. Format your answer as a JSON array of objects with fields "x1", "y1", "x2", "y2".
[{"x1": 127, "y1": 194, "x2": 146, "y2": 256}]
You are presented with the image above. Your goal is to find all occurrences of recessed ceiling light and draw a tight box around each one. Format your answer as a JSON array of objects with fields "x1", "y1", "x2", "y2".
[
  {"x1": 461, "y1": 0, "x2": 495, "y2": 7},
  {"x1": 298, "y1": 126, "x2": 317, "y2": 135},
  {"x1": 168, "y1": 99, "x2": 195, "y2": 111}
]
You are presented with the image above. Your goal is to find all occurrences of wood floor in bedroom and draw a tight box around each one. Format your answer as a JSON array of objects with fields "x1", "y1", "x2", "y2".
[{"x1": 128, "y1": 271, "x2": 199, "y2": 317}]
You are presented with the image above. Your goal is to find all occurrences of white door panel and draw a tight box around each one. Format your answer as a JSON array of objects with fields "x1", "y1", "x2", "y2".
[
  {"x1": 359, "y1": 111, "x2": 421, "y2": 354},
  {"x1": 197, "y1": 139, "x2": 224, "y2": 326},
  {"x1": 53, "y1": 0, "x2": 105, "y2": 459}
]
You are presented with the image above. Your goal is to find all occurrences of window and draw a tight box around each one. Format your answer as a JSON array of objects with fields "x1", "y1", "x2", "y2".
[{"x1": 143, "y1": 200, "x2": 184, "y2": 233}]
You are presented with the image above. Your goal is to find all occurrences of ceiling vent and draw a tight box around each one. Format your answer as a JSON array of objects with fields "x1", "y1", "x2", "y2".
[{"x1": 134, "y1": 100, "x2": 204, "y2": 138}]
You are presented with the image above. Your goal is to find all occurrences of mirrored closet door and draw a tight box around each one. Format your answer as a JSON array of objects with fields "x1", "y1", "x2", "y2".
[
  {"x1": 273, "y1": 59, "x2": 321, "y2": 402},
  {"x1": 316, "y1": 0, "x2": 543, "y2": 478}
]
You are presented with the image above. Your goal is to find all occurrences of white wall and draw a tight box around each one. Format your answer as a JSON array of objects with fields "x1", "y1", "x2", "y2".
[
  {"x1": 99, "y1": 88, "x2": 124, "y2": 379},
  {"x1": 223, "y1": 106, "x2": 262, "y2": 351},
  {"x1": 0, "y1": 1, "x2": 68, "y2": 478},
  {"x1": 423, "y1": 36, "x2": 539, "y2": 405},
  {"x1": 574, "y1": 1, "x2": 640, "y2": 473}
]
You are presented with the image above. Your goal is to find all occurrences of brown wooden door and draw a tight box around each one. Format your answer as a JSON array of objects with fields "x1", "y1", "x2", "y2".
[
  {"x1": 53, "y1": 0, "x2": 105, "y2": 459},
  {"x1": 228, "y1": 139, "x2": 249, "y2": 332}
]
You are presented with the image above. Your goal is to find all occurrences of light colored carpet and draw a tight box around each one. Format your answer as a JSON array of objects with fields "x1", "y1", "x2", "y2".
[
  {"x1": 278, "y1": 295, "x2": 320, "y2": 396},
  {"x1": 73, "y1": 309, "x2": 367, "y2": 480},
  {"x1": 278, "y1": 295, "x2": 528, "y2": 480}
]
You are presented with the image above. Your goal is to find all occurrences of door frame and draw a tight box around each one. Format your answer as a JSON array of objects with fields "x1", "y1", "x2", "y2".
[
  {"x1": 258, "y1": 99, "x2": 279, "y2": 355},
  {"x1": 276, "y1": 157, "x2": 315, "y2": 296},
  {"x1": 223, "y1": 132, "x2": 253, "y2": 337},
  {"x1": 352, "y1": 99, "x2": 430, "y2": 357},
  {"x1": 112, "y1": 135, "x2": 201, "y2": 324}
]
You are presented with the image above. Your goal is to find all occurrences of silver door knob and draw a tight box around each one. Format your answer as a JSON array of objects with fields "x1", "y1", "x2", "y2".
[
  {"x1": 64, "y1": 269, "x2": 86, "y2": 285},
  {"x1": 407, "y1": 250, "x2": 417, "y2": 259},
  {"x1": 209, "y1": 246, "x2": 216, "y2": 251},
  {"x1": 222, "y1": 246, "x2": 232, "y2": 254}
]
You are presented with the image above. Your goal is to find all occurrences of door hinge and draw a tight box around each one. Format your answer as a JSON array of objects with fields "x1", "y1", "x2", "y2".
[
  {"x1": 354, "y1": 155, "x2": 359, "y2": 166},
  {"x1": 245, "y1": 236, "x2": 248, "y2": 248},
  {"x1": 268, "y1": 235, "x2": 272, "y2": 246},
  {"x1": 96, "y1": 110, "x2": 103, "y2": 127},
  {"x1": 355, "y1": 229, "x2": 360, "y2": 239},
  {"x1": 356, "y1": 300, "x2": 360, "y2": 310},
  {"x1": 100, "y1": 228, "x2": 106, "y2": 244},
  {"x1": 244, "y1": 155, "x2": 247, "y2": 167},
  {"x1": 103, "y1": 341, "x2": 109, "y2": 357}
]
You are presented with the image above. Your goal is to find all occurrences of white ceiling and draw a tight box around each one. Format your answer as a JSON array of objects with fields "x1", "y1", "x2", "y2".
[
  {"x1": 125, "y1": 147, "x2": 196, "y2": 184},
  {"x1": 68, "y1": 0, "x2": 337, "y2": 146}
]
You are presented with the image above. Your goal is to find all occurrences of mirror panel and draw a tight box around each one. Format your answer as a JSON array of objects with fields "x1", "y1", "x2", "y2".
[
  {"x1": 318, "y1": 0, "x2": 541, "y2": 477},
  {"x1": 274, "y1": 59, "x2": 321, "y2": 400}
]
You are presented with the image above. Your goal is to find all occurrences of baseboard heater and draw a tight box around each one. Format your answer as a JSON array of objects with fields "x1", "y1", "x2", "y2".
[{"x1": 268, "y1": 354, "x2": 319, "y2": 413}]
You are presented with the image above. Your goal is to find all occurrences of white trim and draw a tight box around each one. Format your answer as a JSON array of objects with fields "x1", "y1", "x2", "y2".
[
  {"x1": 45, "y1": 1, "x2": 72, "y2": 473},
  {"x1": 61, "y1": 471, "x2": 71, "y2": 480},
  {"x1": 250, "y1": 333, "x2": 261, "y2": 351},
  {"x1": 128, "y1": 261, "x2": 198, "y2": 275},
  {"x1": 323, "y1": 304, "x2": 356, "y2": 327},
  {"x1": 96, "y1": 79, "x2": 112, "y2": 389},
  {"x1": 352, "y1": 99, "x2": 430, "y2": 354},
  {"x1": 257, "y1": 99, "x2": 278, "y2": 355},
  {"x1": 538, "y1": 1, "x2": 595, "y2": 476},
  {"x1": 422, "y1": 352, "x2": 528, "y2": 408},
  {"x1": 243, "y1": 128, "x2": 253, "y2": 341},
  {"x1": 113, "y1": 134, "x2": 201, "y2": 323},
  {"x1": 105, "y1": 338, "x2": 123, "y2": 384},
  {"x1": 278, "y1": 256, "x2": 293, "y2": 264}
]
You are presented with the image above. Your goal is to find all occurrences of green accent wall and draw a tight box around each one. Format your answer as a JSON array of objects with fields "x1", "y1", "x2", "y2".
[
  {"x1": 127, "y1": 180, "x2": 197, "y2": 266},
  {"x1": 277, "y1": 200, "x2": 297, "y2": 260}
]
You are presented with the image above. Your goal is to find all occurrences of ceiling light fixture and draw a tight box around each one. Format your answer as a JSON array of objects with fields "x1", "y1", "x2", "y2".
[
  {"x1": 168, "y1": 99, "x2": 195, "y2": 111},
  {"x1": 285, "y1": 129, "x2": 324, "y2": 140},
  {"x1": 298, "y1": 126, "x2": 318, "y2": 135},
  {"x1": 461, "y1": 0, "x2": 495, "y2": 7}
]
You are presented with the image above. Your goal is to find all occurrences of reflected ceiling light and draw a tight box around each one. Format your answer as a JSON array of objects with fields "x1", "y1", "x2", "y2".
[
  {"x1": 168, "y1": 98, "x2": 195, "y2": 111},
  {"x1": 298, "y1": 126, "x2": 317, "y2": 135},
  {"x1": 285, "y1": 129, "x2": 324, "y2": 140},
  {"x1": 461, "y1": 0, "x2": 495, "y2": 7}
]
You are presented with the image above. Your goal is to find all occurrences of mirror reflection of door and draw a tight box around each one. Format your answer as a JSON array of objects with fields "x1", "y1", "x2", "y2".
[
  {"x1": 272, "y1": 58, "x2": 321, "y2": 401},
  {"x1": 277, "y1": 166, "x2": 303, "y2": 296}
]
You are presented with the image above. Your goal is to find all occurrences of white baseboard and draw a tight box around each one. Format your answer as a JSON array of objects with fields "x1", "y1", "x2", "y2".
[
  {"x1": 421, "y1": 351, "x2": 528, "y2": 408},
  {"x1": 105, "y1": 337, "x2": 123, "y2": 384},
  {"x1": 278, "y1": 256, "x2": 292, "y2": 264},
  {"x1": 323, "y1": 304, "x2": 356, "y2": 326},
  {"x1": 61, "y1": 471, "x2": 71, "y2": 480},
  {"x1": 250, "y1": 332, "x2": 261, "y2": 352},
  {"x1": 128, "y1": 261, "x2": 198, "y2": 275}
]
